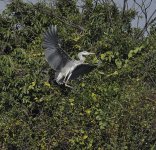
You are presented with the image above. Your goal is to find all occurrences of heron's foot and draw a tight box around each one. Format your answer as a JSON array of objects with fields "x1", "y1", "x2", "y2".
[
  {"x1": 63, "y1": 78, "x2": 66, "y2": 83},
  {"x1": 65, "y1": 83, "x2": 73, "y2": 88}
]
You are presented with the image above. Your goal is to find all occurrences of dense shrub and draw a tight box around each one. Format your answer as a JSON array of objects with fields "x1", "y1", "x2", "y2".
[{"x1": 0, "y1": 0, "x2": 156, "y2": 149}]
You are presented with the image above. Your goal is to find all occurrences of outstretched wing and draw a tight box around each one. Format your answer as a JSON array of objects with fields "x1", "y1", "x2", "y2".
[
  {"x1": 43, "y1": 25, "x2": 71, "y2": 71},
  {"x1": 70, "y1": 63, "x2": 96, "y2": 80}
]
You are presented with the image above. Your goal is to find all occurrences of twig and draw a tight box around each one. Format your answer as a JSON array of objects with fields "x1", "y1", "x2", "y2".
[
  {"x1": 137, "y1": 9, "x2": 156, "y2": 38},
  {"x1": 122, "y1": 0, "x2": 128, "y2": 19},
  {"x1": 51, "y1": 12, "x2": 85, "y2": 32},
  {"x1": 134, "y1": 0, "x2": 155, "y2": 37}
]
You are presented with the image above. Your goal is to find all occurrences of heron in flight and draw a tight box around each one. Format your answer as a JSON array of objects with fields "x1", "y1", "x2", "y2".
[{"x1": 43, "y1": 25, "x2": 96, "y2": 88}]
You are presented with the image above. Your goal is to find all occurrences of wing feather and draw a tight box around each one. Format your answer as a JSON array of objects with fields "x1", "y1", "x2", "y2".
[{"x1": 43, "y1": 25, "x2": 71, "y2": 71}]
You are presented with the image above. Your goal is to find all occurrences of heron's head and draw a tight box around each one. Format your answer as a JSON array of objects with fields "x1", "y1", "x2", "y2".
[
  {"x1": 78, "y1": 51, "x2": 95, "y2": 62},
  {"x1": 80, "y1": 51, "x2": 95, "y2": 56}
]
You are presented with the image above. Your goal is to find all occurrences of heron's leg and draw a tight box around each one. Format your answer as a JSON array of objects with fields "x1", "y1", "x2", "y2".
[
  {"x1": 64, "y1": 73, "x2": 72, "y2": 88},
  {"x1": 63, "y1": 75, "x2": 67, "y2": 83},
  {"x1": 65, "y1": 73, "x2": 72, "y2": 84},
  {"x1": 65, "y1": 84, "x2": 73, "y2": 88},
  {"x1": 63, "y1": 71, "x2": 70, "y2": 83}
]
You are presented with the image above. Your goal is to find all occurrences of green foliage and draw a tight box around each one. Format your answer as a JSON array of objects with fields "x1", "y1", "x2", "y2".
[
  {"x1": 128, "y1": 45, "x2": 144, "y2": 59},
  {"x1": 0, "y1": 0, "x2": 156, "y2": 149}
]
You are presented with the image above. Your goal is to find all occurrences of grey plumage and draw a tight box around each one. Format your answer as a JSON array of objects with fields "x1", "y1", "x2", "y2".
[
  {"x1": 43, "y1": 25, "x2": 70, "y2": 71},
  {"x1": 43, "y1": 25, "x2": 96, "y2": 88}
]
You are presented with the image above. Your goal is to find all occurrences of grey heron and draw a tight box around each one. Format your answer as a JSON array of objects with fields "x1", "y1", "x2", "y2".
[{"x1": 43, "y1": 25, "x2": 96, "y2": 88}]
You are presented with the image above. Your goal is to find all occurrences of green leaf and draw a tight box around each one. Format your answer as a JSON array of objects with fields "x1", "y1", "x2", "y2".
[
  {"x1": 128, "y1": 51, "x2": 133, "y2": 59},
  {"x1": 85, "y1": 109, "x2": 91, "y2": 115},
  {"x1": 100, "y1": 54, "x2": 105, "y2": 60},
  {"x1": 128, "y1": 45, "x2": 144, "y2": 59},
  {"x1": 83, "y1": 135, "x2": 88, "y2": 140},
  {"x1": 115, "y1": 59, "x2": 122, "y2": 69}
]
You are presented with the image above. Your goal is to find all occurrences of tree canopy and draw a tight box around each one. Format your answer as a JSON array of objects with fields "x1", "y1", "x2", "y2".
[{"x1": 0, "y1": 0, "x2": 156, "y2": 149}]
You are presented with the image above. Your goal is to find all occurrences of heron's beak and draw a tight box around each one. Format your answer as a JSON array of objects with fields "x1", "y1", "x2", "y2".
[{"x1": 88, "y1": 52, "x2": 95, "y2": 55}]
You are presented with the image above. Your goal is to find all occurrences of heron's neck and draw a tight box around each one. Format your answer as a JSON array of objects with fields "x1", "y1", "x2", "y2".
[{"x1": 78, "y1": 53, "x2": 86, "y2": 62}]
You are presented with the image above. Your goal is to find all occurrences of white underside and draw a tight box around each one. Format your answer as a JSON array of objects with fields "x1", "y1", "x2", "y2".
[{"x1": 55, "y1": 60, "x2": 82, "y2": 85}]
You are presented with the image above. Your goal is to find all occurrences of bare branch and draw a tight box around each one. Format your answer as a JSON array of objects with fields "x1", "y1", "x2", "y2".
[
  {"x1": 122, "y1": 0, "x2": 128, "y2": 19},
  {"x1": 133, "y1": 0, "x2": 155, "y2": 37},
  {"x1": 110, "y1": 0, "x2": 116, "y2": 6},
  {"x1": 137, "y1": 9, "x2": 156, "y2": 38},
  {"x1": 51, "y1": 12, "x2": 85, "y2": 32}
]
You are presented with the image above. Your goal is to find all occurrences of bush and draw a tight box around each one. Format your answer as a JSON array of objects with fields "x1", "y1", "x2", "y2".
[{"x1": 0, "y1": 0, "x2": 156, "y2": 149}]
